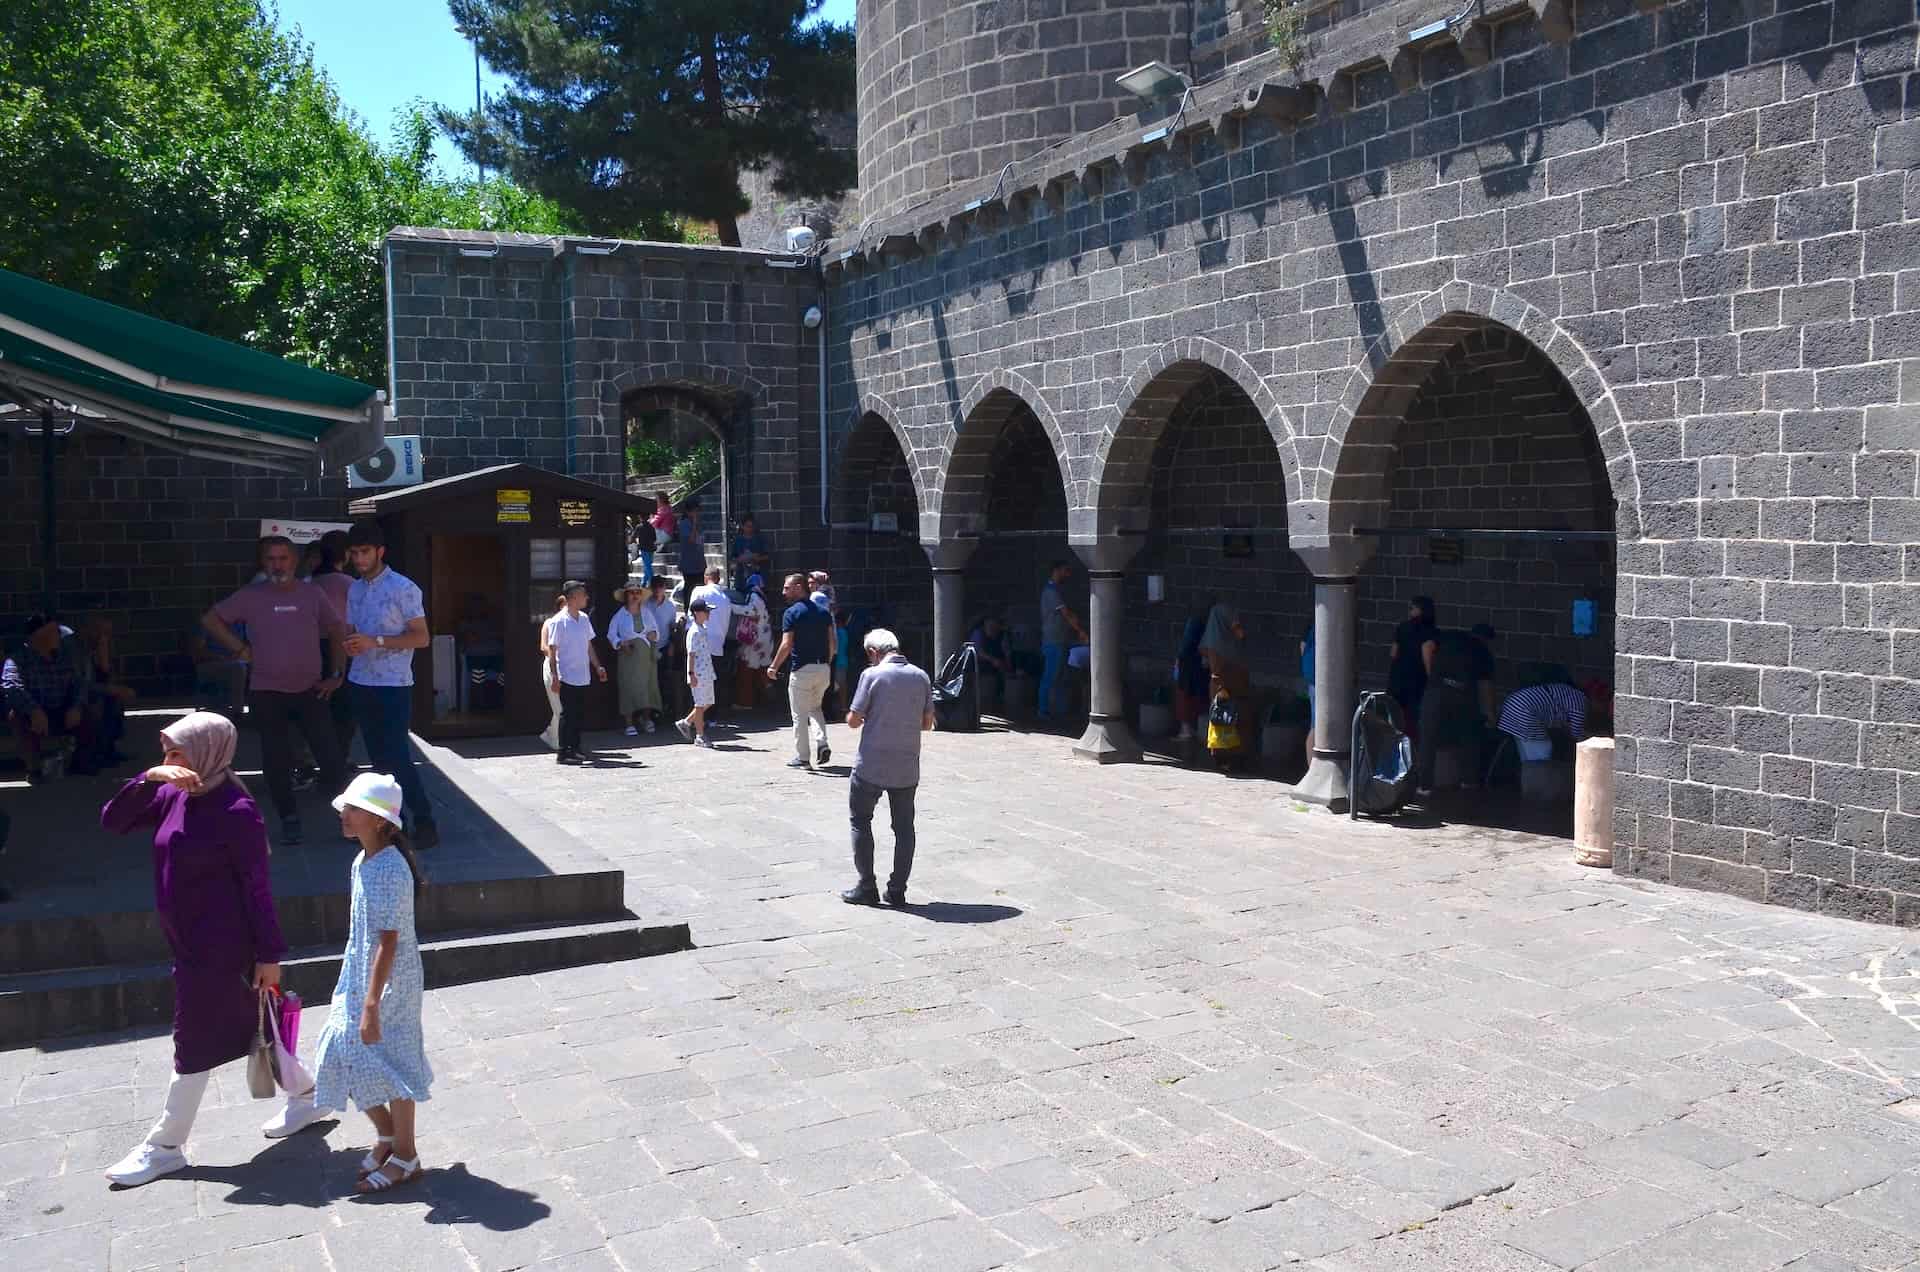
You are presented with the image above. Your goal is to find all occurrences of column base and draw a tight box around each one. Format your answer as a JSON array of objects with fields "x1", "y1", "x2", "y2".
[
  {"x1": 1295, "y1": 749, "x2": 1351, "y2": 809},
  {"x1": 1072, "y1": 715, "x2": 1141, "y2": 764}
]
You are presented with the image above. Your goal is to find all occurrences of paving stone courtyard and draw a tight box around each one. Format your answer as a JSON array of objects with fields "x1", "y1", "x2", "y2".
[{"x1": 5, "y1": 715, "x2": 1920, "y2": 1271}]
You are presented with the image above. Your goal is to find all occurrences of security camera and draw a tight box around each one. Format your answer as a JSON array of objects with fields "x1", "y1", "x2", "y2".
[{"x1": 802, "y1": 305, "x2": 824, "y2": 329}]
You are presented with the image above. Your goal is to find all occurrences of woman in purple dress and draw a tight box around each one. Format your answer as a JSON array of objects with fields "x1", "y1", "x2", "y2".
[{"x1": 100, "y1": 711, "x2": 295, "y2": 1187}]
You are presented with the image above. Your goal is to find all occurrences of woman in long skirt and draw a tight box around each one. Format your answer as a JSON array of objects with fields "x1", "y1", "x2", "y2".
[
  {"x1": 100, "y1": 711, "x2": 311, "y2": 1187},
  {"x1": 609, "y1": 580, "x2": 664, "y2": 733}
]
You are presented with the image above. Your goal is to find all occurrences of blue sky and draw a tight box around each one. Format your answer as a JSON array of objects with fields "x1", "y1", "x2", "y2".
[{"x1": 273, "y1": 0, "x2": 858, "y2": 175}]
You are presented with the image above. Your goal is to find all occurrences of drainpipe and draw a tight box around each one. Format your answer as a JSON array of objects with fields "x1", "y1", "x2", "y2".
[{"x1": 816, "y1": 273, "x2": 829, "y2": 526}]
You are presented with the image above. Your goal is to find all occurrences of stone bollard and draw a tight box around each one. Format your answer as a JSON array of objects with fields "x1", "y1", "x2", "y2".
[{"x1": 1575, "y1": 737, "x2": 1615, "y2": 867}]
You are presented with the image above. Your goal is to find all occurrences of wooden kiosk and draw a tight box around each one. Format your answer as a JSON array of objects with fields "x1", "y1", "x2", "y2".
[{"x1": 348, "y1": 464, "x2": 649, "y2": 739}]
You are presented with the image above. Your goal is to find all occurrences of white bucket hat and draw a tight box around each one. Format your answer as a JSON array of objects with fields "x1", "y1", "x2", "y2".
[{"x1": 332, "y1": 772, "x2": 405, "y2": 828}]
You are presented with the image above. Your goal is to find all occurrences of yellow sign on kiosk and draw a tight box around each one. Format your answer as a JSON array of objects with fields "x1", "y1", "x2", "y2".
[{"x1": 496, "y1": 488, "x2": 532, "y2": 523}]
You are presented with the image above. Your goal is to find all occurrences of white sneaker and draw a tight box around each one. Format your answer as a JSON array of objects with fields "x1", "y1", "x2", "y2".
[
  {"x1": 624, "y1": 725, "x2": 639, "y2": 737},
  {"x1": 106, "y1": 1143, "x2": 187, "y2": 1187},
  {"x1": 261, "y1": 1095, "x2": 326, "y2": 1139},
  {"x1": 643, "y1": 719, "x2": 657, "y2": 734}
]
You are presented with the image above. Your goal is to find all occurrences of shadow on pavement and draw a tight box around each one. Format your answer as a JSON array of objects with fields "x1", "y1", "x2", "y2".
[
  {"x1": 898, "y1": 901, "x2": 1022, "y2": 925},
  {"x1": 412, "y1": 1162, "x2": 553, "y2": 1230}
]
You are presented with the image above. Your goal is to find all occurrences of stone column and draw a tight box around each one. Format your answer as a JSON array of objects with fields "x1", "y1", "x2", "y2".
[
  {"x1": 924, "y1": 539, "x2": 977, "y2": 671},
  {"x1": 1071, "y1": 537, "x2": 1142, "y2": 764},
  {"x1": 1292, "y1": 540, "x2": 1375, "y2": 808}
]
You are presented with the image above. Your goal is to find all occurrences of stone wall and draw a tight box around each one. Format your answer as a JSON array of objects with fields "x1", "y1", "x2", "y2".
[
  {"x1": 1357, "y1": 326, "x2": 1616, "y2": 692},
  {"x1": 1124, "y1": 372, "x2": 1312, "y2": 688},
  {"x1": 0, "y1": 428, "x2": 346, "y2": 694},
  {"x1": 832, "y1": 0, "x2": 1920, "y2": 923},
  {"x1": 388, "y1": 228, "x2": 822, "y2": 565},
  {"x1": 854, "y1": 0, "x2": 1195, "y2": 223}
]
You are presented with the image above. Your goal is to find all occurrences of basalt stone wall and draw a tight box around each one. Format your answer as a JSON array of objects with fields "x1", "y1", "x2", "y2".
[
  {"x1": 0, "y1": 429, "x2": 345, "y2": 696},
  {"x1": 1124, "y1": 374, "x2": 1313, "y2": 689},
  {"x1": 854, "y1": 0, "x2": 1195, "y2": 223},
  {"x1": 832, "y1": 0, "x2": 1920, "y2": 923},
  {"x1": 387, "y1": 229, "x2": 821, "y2": 558},
  {"x1": 962, "y1": 406, "x2": 1075, "y2": 653},
  {"x1": 1356, "y1": 326, "x2": 1617, "y2": 691}
]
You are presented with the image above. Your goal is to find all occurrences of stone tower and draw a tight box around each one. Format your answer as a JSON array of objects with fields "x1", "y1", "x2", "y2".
[{"x1": 854, "y1": 0, "x2": 1196, "y2": 224}]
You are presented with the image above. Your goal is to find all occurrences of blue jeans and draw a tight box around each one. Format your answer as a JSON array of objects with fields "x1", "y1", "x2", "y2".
[
  {"x1": 638, "y1": 548, "x2": 653, "y2": 585},
  {"x1": 1039, "y1": 642, "x2": 1068, "y2": 719},
  {"x1": 350, "y1": 683, "x2": 434, "y2": 829}
]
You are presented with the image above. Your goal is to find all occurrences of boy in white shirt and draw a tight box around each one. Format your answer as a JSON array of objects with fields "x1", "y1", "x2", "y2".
[
  {"x1": 540, "y1": 580, "x2": 607, "y2": 765},
  {"x1": 677, "y1": 598, "x2": 717, "y2": 748}
]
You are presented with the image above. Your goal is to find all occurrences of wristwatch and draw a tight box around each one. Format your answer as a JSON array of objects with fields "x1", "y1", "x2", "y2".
[{"x1": 375, "y1": 635, "x2": 386, "y2": 648}]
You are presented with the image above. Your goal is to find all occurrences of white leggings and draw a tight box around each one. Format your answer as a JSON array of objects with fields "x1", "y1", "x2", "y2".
[
  {"x1": 144, "y1": 1068, "x2": 315, "y2": 1149},
  {"x1": 146, "y1": 1069, "x2": 213, "y2": 1149}
]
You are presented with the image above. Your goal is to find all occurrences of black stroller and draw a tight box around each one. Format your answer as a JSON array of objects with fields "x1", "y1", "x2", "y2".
[
  {"x1": 1349, "y1": 690, "x2": 1415, "y2": 818},
  {"x1": 932, "y1": 644, "x2": 982, "y2": 731}
]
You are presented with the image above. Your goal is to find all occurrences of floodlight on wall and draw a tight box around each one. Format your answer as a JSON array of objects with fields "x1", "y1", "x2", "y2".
[
  {"x1": 1115, "y1": 60, "x2": 1189, "y2": 100},
  {"x1": 573, "y1": 243, "x2": 617, "y2": 256},
  {"x1": 457, "y1": 246, "x2": 499, "y2": 258}
]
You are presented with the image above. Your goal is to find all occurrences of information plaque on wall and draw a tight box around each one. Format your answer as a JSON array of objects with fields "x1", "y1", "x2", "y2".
[
  {"x1": 559, "y1": 500, "x2": 592, "y2": 527},
  {"x1": 496, "y1": 488, "x2": 532, "y2": 523},
  {"x1": 1428, "y1": 535, "x2": 1463, "y2": 565},
  {"x1": 1222, "y1": 534, "x2": 1254, "y2": 559}
]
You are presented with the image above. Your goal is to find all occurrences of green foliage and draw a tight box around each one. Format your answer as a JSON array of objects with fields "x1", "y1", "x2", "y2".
[
  {"x1": 1264, "y1": 0, "x2": 1308, "y2": 72},
  {"x1": 441, "y1": 0, "x2": 856, "y2": 247},
  {"x1": 625, "y1": 436, "x2": 677, "y2": 475},
  {"x1": 670, "y1": 441, "x2": 721, "y2": 493},
  {"x1": 0, "y1": 0, "x2": 588, "y2": 387}
]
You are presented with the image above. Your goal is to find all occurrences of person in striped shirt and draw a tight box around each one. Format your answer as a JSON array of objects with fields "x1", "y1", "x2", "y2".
[{"x1": 1497, "y1": 667, "x2": 1590, "y2": 764}]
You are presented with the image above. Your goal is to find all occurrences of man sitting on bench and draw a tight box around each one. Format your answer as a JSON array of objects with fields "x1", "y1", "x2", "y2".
[{"x1": 3, "y1": 612, "x2": 101, "y2": 782}]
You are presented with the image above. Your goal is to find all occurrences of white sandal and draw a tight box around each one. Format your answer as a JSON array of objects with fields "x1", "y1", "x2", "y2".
[
  {"x1": 357, "y1": 1136, "x2": 393, "y2": 1177},
  {"x1": 355, "y1": 1154, "x2": 422, "y2": 1193}
]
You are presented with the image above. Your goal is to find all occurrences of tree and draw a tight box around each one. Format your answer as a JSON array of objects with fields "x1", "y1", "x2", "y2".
[
  {"x1": 0, "y1": 0, "x2": 587, "y2": 387},
  {"x1": 440, "y1": 0, "x2": 855, "y2": 248}
]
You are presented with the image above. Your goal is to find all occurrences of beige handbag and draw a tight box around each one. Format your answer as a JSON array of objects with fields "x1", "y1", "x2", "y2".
[{"x1": 246, "y1": 990, "x2": 278, "y2": 1098}]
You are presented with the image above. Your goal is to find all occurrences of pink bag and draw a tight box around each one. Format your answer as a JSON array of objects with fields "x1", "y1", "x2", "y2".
[{"x1": 266, "y1": 991, "x2": 314, "y2": 1097}]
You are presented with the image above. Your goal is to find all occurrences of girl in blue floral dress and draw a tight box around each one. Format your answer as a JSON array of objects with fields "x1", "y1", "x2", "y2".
[{"x1": 315, "y1": 772, "x2": 432, "y2": 1193}]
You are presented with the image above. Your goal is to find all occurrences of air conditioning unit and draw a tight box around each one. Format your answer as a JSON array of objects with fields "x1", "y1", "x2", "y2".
[{"x1": 347, "y1": 435, "x2": 424, "y2": 489}]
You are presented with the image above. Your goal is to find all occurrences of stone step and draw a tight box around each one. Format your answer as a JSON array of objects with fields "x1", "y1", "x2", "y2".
[
  {"x1": 1, "y1": 869, "x2": 629, "y2": 976},
  {"x1": 0, "y1": 917, "x2": 692, "y2": 1049}
]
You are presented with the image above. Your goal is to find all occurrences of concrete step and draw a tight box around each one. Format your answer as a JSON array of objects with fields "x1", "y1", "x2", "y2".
[
  {"x1": 0, "y1": 917, "x2": 692, "y2": 1049},
  {"x1": 1, "y1": 870, "x2": 629, "y2": 976}
]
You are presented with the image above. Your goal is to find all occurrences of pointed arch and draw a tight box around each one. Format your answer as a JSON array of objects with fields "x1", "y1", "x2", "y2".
[
  {"x1": 1300, "y1": 281, "x2": 1641, "y2": 553},
  {"x1": 835, "y1": 395, "x2": 929, "y2": 530},
  {"x1": 933, "y1": 368, "x2": 1072, "y2": 542},
  {"x1": 1087, "y1": 335, "x2": 1303, "y2": 540}
]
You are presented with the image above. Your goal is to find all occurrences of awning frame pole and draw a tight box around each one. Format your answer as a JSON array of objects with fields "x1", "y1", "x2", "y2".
[{"x1": 40, "y1": 403, "x2": 57, "y2": 615}]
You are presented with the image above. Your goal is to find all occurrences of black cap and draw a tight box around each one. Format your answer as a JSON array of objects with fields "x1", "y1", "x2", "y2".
[
  {"x1": 689, "y1": 597, "x2": 711, "y2": 613},
  {"x1": 561, "y1": 579, "x2": 589, "y2": 595}
]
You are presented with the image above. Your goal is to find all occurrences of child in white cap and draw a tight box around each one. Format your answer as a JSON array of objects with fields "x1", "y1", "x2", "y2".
[
  {"x1": 677, "y1": 597, "x2": 717, "y2": 748},
  {"x1": 313, "y1": 772, "x2": 433, "y2": 1193}
]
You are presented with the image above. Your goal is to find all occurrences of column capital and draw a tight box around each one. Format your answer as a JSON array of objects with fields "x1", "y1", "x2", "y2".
[
  {"x1": 922, "y1": 539, "x2": 978, "y2": 571},
  {"x1": 1290, "y1": 537, "x2": 1377, "y2": 578},
  {"x1": 1070, "y1": 535, "x2": 1142, "y2": 574}
]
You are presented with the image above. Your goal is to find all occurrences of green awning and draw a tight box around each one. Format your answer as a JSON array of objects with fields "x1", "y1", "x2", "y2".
[{"x1": 0, "y1": 267, "x2": 385, "y2": 473}]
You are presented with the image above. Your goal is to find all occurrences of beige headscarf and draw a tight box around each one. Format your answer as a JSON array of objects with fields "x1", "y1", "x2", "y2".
[{"x1": 160, "y1": 711, "x2": 243, "y2": 795}]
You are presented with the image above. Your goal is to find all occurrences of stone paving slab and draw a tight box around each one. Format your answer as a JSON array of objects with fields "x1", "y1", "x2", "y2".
[{"x1": 4, "y1": 716, "x2": 1920, "y2": 1269}]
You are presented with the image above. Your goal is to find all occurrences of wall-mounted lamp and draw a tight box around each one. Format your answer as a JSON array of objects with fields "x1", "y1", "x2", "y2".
[
  {"x1": 457, "y1": 246, "x2": 499, "y2": 259},
  {"x1": 1115, "y1": 60, "x2": 1190, "y2": 100}
]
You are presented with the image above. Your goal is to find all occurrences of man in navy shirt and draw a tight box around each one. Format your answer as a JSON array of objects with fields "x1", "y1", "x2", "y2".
[{"x1": 768, "y1": 573, "x2": 834, "y2": 771}]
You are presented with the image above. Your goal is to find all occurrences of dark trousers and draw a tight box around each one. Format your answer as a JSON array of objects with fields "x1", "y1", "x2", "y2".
[
  {"x1": 557, "y1": 680, "x2": 588, "y2": 755},
  {"x1": 350, "y1": 683, "x2": 433, "y2": 829},
  {"x1": 1416, "y1": 681, "x2": 1478, "y2": 788},
  {"x1": 250, "y1": 689, "x2": 344, "y2": 820},
  {"x1": 329, "y1": 683, "x2": 357, "y2": 764},
  {"x1": 850, "y1": 774, "x2": 917, "y2": 897},
  {"x1": 7, "y1": 706, "x2": 98, "y2": 773}
]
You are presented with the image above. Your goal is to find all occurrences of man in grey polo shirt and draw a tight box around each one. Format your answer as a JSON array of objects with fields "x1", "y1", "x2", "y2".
[{"x1": 841, "y1": 628, "x2": 934, "y2": 907}]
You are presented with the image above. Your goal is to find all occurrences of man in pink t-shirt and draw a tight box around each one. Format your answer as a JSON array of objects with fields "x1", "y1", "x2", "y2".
[{"x1": 201, "y1": 536, "x2": 348, "y2": 845}]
